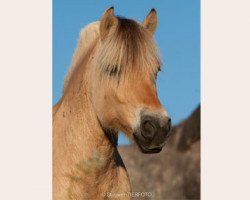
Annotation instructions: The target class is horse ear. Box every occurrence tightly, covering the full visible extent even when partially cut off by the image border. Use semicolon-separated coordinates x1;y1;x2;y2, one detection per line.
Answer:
100;7;118;41
143;8;158;35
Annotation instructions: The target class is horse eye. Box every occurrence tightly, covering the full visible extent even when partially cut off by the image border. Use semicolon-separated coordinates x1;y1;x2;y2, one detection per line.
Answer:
105;65;120;76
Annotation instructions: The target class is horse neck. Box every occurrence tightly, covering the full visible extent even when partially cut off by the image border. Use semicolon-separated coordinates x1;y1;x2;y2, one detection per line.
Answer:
53;41;131;199
54;42;119;172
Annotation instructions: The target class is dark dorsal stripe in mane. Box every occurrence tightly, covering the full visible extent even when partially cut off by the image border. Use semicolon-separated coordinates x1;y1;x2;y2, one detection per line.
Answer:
97;17;161;78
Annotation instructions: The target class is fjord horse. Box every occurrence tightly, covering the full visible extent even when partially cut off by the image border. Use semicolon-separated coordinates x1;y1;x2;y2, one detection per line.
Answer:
53;7;171;200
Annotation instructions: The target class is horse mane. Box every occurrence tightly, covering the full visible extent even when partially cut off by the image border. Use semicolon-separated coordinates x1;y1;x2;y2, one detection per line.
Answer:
63;17;161;93
63;21;100;94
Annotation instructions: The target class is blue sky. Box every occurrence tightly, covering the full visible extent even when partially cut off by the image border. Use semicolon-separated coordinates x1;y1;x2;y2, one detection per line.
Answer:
53;0;200;145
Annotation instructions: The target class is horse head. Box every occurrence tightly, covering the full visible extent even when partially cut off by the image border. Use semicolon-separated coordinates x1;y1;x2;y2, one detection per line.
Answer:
90;7;171;153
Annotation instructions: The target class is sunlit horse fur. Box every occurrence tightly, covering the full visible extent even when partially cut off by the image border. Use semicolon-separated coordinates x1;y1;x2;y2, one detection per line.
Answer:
53;7;171;200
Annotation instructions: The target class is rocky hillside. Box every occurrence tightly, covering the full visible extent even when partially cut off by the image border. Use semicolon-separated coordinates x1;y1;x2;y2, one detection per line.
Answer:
118;106;200;200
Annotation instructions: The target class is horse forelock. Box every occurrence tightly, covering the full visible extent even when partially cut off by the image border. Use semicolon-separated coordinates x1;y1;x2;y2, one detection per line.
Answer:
97;17;161;79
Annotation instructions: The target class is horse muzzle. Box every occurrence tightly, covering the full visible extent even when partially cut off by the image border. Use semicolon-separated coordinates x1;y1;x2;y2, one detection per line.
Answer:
133;115;172;153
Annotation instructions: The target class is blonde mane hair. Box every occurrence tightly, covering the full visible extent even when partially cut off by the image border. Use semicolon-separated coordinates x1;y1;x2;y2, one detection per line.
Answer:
63;17;161;93
97;18;161;78
63;21;100;93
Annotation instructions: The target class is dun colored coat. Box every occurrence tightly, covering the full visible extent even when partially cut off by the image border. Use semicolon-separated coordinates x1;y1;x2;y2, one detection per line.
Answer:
53;7;171;200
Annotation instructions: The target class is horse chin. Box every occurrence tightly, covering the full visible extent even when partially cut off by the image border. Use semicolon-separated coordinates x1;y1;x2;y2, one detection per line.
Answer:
133;133;162;154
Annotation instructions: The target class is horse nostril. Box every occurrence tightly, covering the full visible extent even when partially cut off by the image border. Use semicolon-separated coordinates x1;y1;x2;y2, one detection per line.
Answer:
144;120;154;131
141;120;156;140
165;117;172;132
